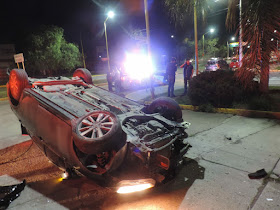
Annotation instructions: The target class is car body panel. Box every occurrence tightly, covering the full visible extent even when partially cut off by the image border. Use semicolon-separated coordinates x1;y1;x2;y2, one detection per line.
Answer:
229;58;239;70
205;58;230;71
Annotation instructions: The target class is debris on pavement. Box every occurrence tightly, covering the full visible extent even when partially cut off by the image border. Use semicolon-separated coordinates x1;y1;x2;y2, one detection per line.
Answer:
0;180;26;209
266;198;273;201
225;136;232;141
248;169;268;179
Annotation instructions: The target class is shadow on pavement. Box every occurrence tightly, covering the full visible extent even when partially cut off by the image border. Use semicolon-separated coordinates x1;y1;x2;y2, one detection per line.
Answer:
0;140;205;209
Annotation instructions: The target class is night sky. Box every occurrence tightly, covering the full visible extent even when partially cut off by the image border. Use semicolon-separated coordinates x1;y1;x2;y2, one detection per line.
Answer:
0;0;234;61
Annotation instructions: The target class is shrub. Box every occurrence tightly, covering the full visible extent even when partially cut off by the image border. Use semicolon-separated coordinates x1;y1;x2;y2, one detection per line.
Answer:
188;70;259;108
247;95;272;111
197;103;215;113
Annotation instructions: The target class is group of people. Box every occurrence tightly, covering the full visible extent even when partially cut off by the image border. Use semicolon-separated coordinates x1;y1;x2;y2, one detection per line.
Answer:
165;57;194;97
106;57;194;97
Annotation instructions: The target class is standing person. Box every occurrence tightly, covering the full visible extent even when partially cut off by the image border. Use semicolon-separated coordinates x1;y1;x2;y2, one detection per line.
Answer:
166;57;177;97
180;59;194;95
106;69;114;92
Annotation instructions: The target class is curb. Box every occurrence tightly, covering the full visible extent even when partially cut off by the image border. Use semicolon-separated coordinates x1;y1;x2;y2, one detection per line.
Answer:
179;104;280;120
0;97;8;101
92;74;106;77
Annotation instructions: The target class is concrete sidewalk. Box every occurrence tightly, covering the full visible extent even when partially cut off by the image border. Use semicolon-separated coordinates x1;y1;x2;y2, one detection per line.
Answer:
0;100;279;209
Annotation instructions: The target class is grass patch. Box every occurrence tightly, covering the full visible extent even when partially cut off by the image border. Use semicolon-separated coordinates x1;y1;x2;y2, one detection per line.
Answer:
0;86;7;98
232;91;280;112
269;86;280;90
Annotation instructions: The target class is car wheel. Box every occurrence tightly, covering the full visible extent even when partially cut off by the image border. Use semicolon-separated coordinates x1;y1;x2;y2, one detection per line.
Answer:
8;69;28;103
147;97;183;122
73;110;125;154
73;68;93;84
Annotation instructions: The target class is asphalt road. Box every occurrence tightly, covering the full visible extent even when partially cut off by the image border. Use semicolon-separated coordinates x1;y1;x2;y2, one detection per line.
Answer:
0;95;280;209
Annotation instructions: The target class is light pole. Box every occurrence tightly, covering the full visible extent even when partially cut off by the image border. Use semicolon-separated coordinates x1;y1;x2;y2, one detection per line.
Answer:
202;28;215;57
104;11;114;74
194;0;199;75
227;37;235;58
239;0;242;67
144;0;155;99
274;30;278;50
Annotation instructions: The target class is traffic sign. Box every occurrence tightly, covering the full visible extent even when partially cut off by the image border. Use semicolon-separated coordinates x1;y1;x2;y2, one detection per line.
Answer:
14;53;24;63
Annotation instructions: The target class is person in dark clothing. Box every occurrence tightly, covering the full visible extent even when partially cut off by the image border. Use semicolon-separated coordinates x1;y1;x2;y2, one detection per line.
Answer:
107;60;121;92
106;70;114;92
166;57;177;97
180;59;194;95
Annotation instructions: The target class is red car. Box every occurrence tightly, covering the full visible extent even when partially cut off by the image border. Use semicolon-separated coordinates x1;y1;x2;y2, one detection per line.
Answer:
7;68;191;193
229;58;239;70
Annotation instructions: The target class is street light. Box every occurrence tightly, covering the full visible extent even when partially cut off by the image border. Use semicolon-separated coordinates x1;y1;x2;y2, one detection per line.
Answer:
202;28;215;57
227;37;236;58
274;30;279;50
104;10;115;74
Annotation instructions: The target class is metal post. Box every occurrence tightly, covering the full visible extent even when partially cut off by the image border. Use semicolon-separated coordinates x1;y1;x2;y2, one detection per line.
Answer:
144;0;155;99
227;41;229;58
144;0;151;57
80;32;86;68
104;17;110;74
202;34;205;57
239;0;242;67
194;0;199;75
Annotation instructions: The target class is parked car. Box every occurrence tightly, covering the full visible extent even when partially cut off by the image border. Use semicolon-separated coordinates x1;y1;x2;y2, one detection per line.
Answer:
229;58;239;70
7;68;191;193
205;58;230;71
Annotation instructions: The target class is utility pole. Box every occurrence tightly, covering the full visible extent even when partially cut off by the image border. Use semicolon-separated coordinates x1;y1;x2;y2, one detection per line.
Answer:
80;32;86;68
194;0;199;75
104;17;110;74
144;0;155;99
227;41;229;58
239;0;242;67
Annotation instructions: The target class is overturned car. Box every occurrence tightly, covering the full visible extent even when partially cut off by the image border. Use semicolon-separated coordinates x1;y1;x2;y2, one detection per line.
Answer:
7;68;191;193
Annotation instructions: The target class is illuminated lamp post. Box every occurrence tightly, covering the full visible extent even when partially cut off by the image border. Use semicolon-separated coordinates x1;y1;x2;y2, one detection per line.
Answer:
104;11;115;74
227;36;236;58
202;28;215;57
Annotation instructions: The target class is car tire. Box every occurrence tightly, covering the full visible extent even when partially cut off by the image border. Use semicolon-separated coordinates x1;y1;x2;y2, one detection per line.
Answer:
73;68;93;84
8;69;28;103
147;97;183;122
73;110;125;154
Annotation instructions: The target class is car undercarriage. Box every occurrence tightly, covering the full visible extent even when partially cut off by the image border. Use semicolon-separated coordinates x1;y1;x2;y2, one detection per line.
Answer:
7;68;191;192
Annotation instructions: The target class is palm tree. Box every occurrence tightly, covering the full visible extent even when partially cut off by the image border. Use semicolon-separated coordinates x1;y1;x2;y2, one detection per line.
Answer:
227;0;280;93
165;0;280;93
